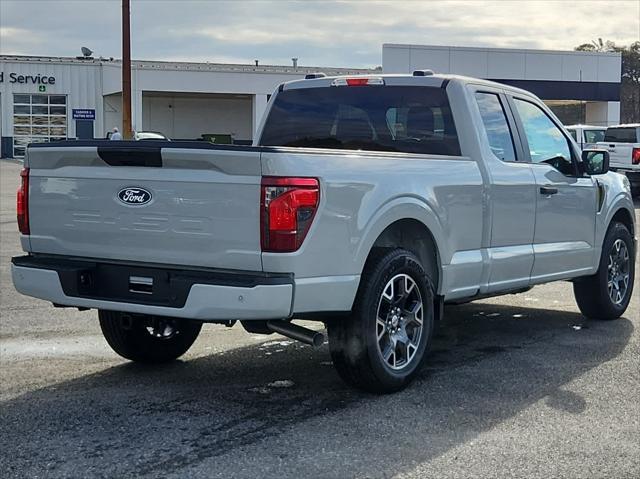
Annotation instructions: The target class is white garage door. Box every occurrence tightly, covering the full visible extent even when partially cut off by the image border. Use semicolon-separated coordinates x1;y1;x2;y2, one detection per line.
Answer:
142;93;253;141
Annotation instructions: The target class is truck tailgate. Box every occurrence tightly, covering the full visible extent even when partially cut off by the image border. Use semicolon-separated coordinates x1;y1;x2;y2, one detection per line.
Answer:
25;143;263;272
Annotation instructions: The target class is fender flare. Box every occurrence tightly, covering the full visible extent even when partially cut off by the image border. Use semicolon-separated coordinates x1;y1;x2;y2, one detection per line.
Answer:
354;196;448;282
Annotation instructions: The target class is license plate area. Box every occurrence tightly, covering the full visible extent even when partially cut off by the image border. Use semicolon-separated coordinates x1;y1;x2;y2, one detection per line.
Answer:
67;264;181;307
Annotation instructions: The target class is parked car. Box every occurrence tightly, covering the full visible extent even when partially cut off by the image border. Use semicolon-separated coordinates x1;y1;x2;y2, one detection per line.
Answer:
12;72;636;393
105;130;169;141
134;131;169;141
597;124;640;196
565;124;606;150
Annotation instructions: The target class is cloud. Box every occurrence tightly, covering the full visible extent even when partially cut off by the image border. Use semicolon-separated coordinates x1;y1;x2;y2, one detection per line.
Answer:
1;0;639;67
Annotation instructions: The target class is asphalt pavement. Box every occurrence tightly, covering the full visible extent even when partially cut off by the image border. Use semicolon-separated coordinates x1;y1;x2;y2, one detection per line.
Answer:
0;159;638;478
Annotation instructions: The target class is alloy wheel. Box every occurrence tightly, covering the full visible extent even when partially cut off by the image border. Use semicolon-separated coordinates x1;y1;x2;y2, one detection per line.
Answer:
607;238;630;305
376;274;424;370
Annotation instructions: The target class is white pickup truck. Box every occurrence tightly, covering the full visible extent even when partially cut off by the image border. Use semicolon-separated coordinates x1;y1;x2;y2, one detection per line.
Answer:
12;72;636;393
598;124;640;197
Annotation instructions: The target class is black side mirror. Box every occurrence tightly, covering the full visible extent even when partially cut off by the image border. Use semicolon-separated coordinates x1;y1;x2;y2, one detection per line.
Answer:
582;149;609;175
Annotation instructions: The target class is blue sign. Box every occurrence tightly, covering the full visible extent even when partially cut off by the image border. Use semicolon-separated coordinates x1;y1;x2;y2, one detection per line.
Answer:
72;109;95;120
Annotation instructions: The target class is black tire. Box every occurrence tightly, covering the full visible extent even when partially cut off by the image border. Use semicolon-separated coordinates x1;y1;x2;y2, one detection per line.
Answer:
573;222;635;320
328;248;435;393
98;310;202;363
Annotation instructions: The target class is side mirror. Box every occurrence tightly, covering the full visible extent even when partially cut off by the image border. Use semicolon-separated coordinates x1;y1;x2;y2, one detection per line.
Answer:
582;149;609;175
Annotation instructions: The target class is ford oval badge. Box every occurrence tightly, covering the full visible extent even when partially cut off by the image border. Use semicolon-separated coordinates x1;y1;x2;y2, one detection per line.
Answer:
117;187;152;206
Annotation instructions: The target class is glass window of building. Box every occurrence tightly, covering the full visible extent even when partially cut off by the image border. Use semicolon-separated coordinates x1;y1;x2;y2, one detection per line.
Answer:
12;94;67;158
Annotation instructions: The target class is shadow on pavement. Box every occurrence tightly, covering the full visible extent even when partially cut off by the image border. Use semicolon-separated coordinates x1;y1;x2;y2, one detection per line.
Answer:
0;302;634;478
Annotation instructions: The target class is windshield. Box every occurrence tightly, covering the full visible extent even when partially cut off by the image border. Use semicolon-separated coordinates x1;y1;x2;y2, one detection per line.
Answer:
260;85;461;156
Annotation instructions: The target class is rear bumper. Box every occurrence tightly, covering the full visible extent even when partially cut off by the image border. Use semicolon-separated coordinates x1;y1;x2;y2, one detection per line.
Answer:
11;255;294;321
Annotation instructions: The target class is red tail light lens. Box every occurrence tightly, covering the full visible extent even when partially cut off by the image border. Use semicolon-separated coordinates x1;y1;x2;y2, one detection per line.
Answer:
261;177;319;252
17;167;30;235
632;148;640;165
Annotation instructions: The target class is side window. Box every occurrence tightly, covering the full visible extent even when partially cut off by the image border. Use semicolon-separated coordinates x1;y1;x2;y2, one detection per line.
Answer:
513;98;574;176
567;129;577;141
475;92;516;162
584;129;605;144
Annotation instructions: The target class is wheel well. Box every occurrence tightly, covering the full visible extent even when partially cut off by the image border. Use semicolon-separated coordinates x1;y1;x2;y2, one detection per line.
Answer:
611;208;635;237
369;219;440;290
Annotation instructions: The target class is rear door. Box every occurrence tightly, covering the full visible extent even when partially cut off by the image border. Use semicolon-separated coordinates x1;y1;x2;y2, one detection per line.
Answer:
25;143;263;271
508;97;597;282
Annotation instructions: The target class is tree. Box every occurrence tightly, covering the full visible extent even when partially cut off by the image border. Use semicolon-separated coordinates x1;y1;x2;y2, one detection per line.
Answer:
575;40;640;123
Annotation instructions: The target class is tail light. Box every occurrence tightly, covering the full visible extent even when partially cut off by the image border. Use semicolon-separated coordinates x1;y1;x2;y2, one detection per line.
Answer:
632;148;640;165
261;177;319;252
17;167;30;235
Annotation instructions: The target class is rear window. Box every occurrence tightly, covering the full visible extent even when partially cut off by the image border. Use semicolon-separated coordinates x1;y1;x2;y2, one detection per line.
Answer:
604;127;638;143
259;86;461;156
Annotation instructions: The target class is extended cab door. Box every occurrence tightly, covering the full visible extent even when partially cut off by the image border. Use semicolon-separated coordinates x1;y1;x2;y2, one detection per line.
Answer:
471;86;537;293
508;96;597;282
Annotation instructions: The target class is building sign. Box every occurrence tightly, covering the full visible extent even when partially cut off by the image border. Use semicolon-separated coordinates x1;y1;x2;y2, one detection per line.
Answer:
72;109;96;120
0;72;56;85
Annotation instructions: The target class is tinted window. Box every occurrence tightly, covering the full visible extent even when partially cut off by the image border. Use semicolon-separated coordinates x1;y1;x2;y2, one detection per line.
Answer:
514;99;574;175
260;86;461;156
604;127;638;143
475;92;516;162
567;129;577;141
584;129;605;144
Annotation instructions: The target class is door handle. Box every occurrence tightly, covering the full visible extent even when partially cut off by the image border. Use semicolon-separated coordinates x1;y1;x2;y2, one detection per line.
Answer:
539;186;558;195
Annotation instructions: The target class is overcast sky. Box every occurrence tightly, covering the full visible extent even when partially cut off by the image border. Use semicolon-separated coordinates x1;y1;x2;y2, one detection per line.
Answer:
1;0;639;68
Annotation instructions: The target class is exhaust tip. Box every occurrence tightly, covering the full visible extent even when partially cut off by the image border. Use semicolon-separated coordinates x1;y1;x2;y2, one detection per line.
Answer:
266;320;325;348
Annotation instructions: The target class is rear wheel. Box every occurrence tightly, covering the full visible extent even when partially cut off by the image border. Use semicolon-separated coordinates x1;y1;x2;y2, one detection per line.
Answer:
328;248;435;393
98;310;202;363
573;222;635;320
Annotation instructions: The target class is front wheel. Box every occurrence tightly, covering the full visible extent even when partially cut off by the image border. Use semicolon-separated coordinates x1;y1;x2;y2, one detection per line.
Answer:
99;310;202;363
573;222;635;320
328;248;435;393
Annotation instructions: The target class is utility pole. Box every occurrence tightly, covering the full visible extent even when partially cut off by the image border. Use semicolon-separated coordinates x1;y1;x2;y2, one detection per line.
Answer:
122;0;132;139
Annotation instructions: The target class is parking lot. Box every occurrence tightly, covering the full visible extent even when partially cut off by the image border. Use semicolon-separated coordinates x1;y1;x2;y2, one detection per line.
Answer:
0;158;638;478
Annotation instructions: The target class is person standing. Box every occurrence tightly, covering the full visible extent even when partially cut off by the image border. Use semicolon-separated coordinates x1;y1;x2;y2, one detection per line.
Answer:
110;127;122;140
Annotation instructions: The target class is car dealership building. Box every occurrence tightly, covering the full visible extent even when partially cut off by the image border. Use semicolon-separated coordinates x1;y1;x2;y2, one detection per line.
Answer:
0;43;622;159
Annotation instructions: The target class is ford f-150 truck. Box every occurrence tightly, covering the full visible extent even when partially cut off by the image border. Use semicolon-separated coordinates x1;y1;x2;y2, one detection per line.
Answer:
12;72;636;393
598;124;640;197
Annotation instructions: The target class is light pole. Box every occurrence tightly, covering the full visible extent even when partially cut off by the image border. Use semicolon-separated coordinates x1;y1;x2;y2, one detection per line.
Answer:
122;0;132;139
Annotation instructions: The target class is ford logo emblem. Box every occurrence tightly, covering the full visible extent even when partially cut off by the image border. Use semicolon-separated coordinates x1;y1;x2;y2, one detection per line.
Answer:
117;187;152;206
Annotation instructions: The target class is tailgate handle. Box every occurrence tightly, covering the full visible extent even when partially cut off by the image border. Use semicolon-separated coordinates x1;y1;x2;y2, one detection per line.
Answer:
129;276;153;294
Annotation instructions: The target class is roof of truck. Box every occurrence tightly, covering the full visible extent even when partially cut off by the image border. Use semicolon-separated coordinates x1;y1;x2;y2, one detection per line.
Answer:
284;72;537;97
